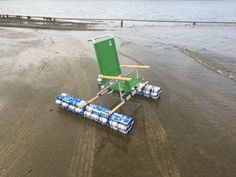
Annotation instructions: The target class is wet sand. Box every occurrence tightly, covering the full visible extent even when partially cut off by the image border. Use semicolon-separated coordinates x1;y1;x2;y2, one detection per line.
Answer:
0;27;236;177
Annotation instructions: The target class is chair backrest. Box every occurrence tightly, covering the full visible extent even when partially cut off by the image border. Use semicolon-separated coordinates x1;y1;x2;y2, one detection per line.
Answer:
94;38;121;76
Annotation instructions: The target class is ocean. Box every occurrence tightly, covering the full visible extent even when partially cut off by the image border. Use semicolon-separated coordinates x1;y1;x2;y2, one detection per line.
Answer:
1;0;236;80
0;0;236;21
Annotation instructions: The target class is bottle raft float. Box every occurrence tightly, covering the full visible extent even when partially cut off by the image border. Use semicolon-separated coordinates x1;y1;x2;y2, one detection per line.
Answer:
56;34;161;134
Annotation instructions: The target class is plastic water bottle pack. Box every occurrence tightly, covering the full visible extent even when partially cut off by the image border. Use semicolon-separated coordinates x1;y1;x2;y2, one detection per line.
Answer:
136;83;162;99
56;93;134;134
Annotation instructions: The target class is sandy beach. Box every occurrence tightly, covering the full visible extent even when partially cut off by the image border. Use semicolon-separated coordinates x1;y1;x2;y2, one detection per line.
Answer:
0;26;236;177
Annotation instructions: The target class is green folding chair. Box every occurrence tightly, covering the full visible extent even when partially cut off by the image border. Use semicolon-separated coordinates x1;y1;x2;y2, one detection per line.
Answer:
89;34;151;109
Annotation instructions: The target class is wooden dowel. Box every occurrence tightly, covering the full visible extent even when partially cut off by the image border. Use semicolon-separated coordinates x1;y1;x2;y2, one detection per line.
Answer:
120;65;150;69
98;75;132;81
97;88;108;95
109;101;125;115
86;88;109;105
80;93;103;108
87;95;100;104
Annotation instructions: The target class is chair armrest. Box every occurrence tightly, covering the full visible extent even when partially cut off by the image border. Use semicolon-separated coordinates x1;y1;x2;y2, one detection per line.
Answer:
120;65;150;69
98;75;132;81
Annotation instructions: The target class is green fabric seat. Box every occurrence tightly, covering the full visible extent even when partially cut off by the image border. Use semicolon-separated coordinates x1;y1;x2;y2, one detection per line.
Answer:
94;37;142;93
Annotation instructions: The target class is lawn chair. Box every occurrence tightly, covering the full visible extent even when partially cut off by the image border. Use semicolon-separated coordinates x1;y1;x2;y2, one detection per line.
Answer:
56;34;161;134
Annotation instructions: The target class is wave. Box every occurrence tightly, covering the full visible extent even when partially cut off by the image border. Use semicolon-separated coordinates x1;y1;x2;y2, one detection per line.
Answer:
119;38;236;82
181;48;236;82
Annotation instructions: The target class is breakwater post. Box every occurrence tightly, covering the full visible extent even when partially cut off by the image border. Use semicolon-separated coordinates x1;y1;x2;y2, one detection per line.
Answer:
121;19;124;28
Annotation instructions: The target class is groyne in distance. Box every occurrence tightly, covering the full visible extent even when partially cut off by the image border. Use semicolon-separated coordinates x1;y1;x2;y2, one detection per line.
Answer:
0;14;236;30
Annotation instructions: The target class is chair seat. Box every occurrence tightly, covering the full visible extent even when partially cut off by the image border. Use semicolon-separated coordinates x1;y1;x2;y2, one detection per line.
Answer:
110;77;142;93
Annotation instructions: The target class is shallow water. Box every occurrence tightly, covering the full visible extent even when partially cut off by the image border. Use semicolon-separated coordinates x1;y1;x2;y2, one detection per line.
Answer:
117;24;236;81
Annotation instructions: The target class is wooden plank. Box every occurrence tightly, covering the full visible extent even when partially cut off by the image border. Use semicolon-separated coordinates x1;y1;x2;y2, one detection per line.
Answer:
120;65;150;69
98;75;132;81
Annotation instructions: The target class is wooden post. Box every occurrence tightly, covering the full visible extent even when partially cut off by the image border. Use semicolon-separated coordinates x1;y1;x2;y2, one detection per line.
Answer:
121;19;123;28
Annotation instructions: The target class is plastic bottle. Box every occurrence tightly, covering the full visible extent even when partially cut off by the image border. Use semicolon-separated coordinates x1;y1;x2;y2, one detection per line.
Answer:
61;102;68;108
55;99;62;105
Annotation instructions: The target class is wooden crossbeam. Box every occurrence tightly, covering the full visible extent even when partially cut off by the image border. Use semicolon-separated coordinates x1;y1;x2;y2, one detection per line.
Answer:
80;89;109;108
87;95;100;104
120;65;150;69
109;101;125;115
98;75;132;81
108;81;149;115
